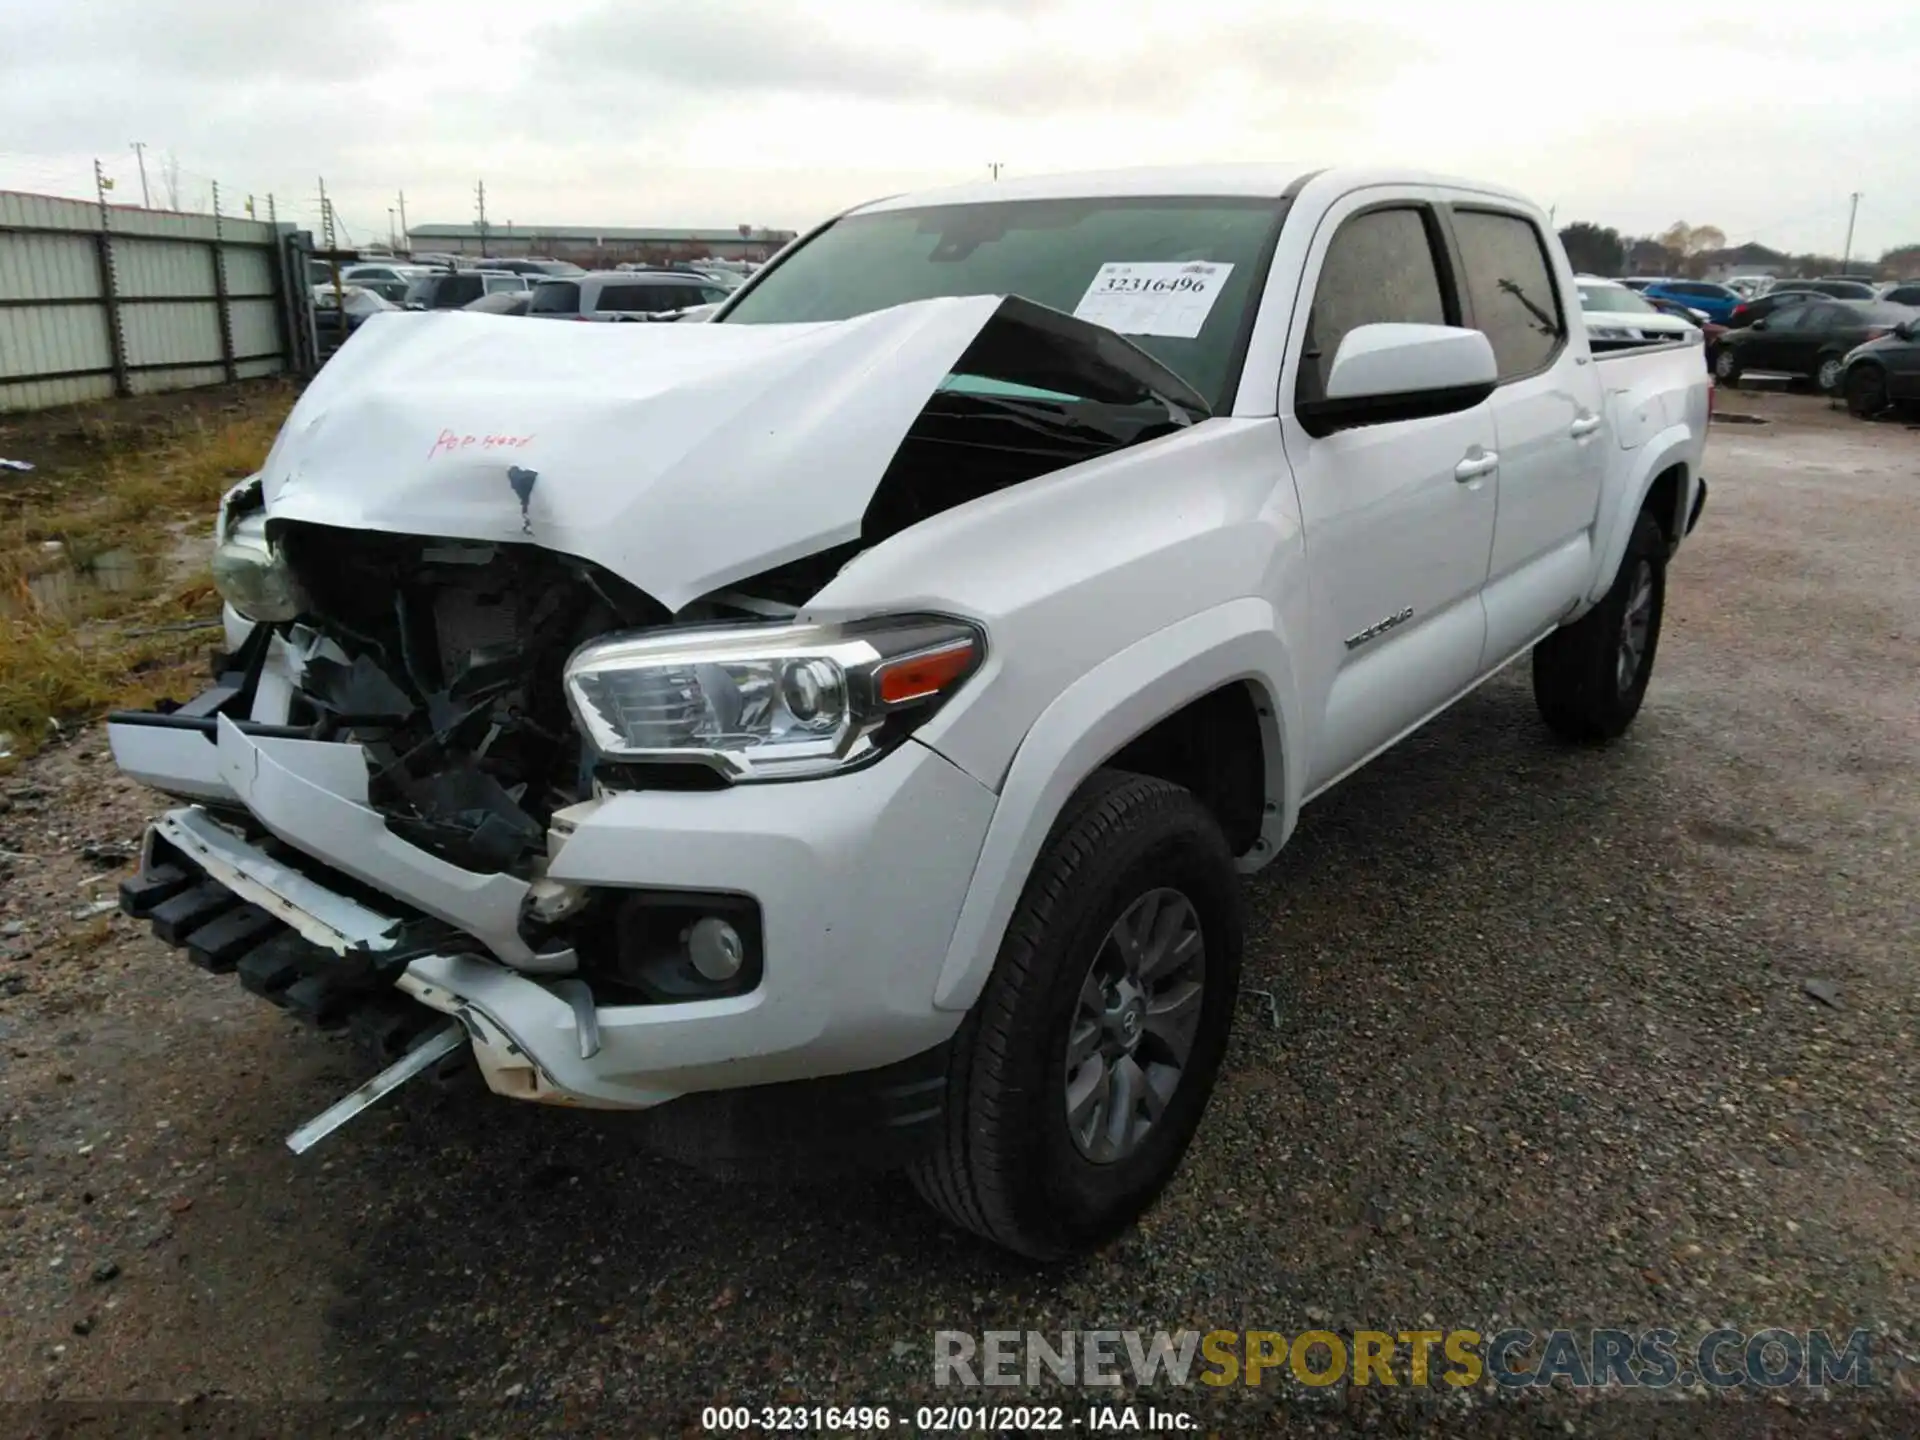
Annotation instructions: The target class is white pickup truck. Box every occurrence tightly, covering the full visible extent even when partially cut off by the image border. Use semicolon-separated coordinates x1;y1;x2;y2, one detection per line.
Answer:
109;165;1708;1259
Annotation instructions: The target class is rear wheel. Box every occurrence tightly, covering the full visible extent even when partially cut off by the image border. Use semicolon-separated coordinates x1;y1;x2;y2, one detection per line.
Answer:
910;770;1243;1259
1713;346;1741;386
1845;363;1888;418
1816;352;1846;394
1533;511;1667;743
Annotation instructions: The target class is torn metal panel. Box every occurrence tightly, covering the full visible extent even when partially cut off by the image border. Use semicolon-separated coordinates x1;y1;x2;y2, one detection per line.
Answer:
155;806;402;955
285;1022;466;1154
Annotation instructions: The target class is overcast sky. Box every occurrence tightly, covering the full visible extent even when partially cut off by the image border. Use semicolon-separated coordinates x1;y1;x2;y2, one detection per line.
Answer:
4;0;1918;258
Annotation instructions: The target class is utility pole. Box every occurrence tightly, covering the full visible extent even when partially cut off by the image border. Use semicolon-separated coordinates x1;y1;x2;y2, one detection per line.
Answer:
475;179;489;257
1548;204;1557;227
1841;191;1861;273
988;162;1004;181
396;189;409;250
129;142;151;208
318;176;342;297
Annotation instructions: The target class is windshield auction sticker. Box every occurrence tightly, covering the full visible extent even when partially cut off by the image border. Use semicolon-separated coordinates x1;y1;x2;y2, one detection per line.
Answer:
1072;261;1234;338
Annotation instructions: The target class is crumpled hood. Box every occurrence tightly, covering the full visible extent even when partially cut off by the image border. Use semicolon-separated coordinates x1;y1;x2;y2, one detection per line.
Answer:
260;295;1209;612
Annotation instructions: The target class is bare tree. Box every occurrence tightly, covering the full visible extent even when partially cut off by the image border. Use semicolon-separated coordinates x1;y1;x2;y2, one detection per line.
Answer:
160;151;182;210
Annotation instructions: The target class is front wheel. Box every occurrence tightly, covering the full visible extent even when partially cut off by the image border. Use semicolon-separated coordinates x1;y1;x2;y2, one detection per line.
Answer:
1533;511;1667;743
1712;346;1741;386
909;770;1243;1259
1816;352;1846;394
1845;363;1888;418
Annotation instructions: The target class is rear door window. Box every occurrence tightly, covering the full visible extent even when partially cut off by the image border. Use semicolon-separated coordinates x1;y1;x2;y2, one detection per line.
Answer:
528;281;581;315
1451;209;1565;379
595;283;698;313
444;275;484;306
1297;206;1449;404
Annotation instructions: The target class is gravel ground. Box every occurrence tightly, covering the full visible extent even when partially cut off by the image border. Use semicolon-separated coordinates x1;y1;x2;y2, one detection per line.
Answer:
0;390;1914;1436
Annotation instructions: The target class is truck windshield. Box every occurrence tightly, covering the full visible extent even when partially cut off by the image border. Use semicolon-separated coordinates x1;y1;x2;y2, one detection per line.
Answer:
719;196;1288;410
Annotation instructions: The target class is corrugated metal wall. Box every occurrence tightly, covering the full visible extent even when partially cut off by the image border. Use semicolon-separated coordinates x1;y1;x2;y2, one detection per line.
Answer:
0;189;295;413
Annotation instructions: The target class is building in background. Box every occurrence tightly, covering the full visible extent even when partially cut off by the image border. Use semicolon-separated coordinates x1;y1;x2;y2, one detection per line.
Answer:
404;223;796;267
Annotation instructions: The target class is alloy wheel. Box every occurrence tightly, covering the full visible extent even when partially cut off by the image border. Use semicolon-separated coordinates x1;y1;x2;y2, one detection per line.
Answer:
1063;887;1206;1164
1617;559;1655;692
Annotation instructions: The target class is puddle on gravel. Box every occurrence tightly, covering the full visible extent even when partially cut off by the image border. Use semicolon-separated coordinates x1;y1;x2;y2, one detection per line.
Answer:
1712;412;1769;425
3;546;150;619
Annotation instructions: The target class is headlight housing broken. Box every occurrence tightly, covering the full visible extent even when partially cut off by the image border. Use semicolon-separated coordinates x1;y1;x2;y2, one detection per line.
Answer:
563;616;984;781
209;509;307;623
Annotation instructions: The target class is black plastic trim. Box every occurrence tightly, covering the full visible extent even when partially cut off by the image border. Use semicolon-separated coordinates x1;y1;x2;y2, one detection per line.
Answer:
631;1037;957;1180
1297;379;1498;438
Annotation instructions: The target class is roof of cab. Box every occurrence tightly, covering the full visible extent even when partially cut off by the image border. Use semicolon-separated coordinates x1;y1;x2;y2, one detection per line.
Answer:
851;164;1538;214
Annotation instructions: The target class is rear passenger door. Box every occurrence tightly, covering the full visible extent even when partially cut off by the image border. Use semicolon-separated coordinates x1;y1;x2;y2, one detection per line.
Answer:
1279;190;1499;793
1445;204;1605;667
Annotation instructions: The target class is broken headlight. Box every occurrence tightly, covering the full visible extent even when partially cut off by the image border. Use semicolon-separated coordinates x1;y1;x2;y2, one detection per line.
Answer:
564;616;983;781
210;509;306;623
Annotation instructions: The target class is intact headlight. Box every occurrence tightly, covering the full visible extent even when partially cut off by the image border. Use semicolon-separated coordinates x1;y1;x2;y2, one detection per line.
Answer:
209;509;306;623
564;616;984;781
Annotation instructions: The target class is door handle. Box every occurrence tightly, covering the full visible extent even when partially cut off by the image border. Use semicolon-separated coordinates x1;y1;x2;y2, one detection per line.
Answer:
1454;451;1499;482
1569;414;1602;438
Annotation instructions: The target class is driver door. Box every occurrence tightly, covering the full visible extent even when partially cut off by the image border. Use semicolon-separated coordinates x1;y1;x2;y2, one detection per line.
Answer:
1278;190;1498;793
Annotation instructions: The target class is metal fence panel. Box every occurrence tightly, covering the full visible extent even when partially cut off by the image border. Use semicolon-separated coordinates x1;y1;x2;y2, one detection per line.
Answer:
0;187;299;414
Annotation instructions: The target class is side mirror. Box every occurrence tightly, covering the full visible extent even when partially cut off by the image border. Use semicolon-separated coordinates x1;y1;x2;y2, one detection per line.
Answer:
1895;321;1916;342
1297;323;1498;436
1751;318;1769;331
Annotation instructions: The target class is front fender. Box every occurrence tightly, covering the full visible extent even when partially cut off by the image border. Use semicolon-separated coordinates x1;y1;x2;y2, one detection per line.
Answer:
1582;424;1697;612
930;597;1300;1013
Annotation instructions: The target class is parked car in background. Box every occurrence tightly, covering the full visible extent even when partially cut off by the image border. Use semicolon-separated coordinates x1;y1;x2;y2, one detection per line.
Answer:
680;265;746;292
1641;280;1741;323
1836;313;1920;416
1784;278;1878;300
1643;295;1710;324
1576;277;1701;345
1620;277;1671;291
312;285;398;345
402;270;532;310
1713;299;1915;391
526;270;733;320
475;258;588;278
1724;288;1822;329
462;291;535;316
343;262;427;285
1877;282;1920;307
338;264;429;305
1723;275;1775;299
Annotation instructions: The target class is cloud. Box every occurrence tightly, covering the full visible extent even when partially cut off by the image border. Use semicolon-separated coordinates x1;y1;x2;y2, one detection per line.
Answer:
528;1;1426;118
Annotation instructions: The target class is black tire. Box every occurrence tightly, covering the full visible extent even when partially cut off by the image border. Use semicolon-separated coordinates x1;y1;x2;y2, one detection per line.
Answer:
1845;363;1889;418
1712;346;1741;387
1532;511;1667;743
1815;351;1847;394
909;770;1243;1260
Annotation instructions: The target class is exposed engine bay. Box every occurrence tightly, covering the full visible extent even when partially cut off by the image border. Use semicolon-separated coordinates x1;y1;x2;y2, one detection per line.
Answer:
264;522;667;875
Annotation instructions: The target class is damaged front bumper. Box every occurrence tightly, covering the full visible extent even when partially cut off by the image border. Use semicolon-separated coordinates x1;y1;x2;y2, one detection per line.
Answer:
113;701;998;1122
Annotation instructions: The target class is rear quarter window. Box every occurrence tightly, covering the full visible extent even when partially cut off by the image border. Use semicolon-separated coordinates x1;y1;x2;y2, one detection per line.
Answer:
1451;209;1565;379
